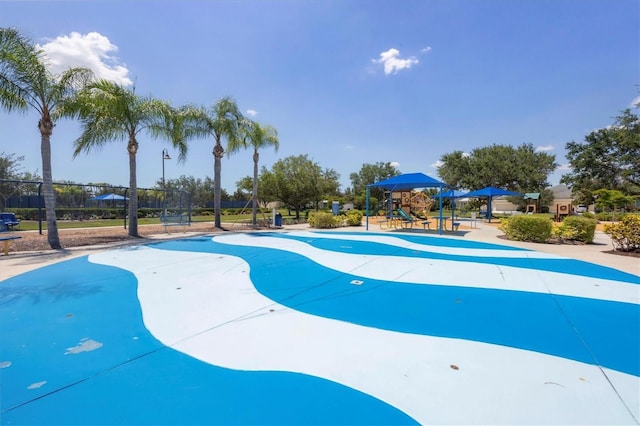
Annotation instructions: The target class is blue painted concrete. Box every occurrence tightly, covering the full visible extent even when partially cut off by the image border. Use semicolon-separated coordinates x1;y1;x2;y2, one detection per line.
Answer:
1;257;415;425
1;231;638;424
157;234;639;375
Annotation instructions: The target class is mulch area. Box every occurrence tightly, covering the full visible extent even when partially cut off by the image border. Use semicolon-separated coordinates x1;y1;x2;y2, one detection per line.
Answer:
4;222;222;253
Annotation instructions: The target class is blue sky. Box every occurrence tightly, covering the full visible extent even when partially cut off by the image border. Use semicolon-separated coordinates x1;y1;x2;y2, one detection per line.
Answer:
1;0;638;193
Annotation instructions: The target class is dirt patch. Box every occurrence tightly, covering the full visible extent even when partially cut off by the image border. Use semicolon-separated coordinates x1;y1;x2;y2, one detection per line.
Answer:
603;249;640;258
496;235;639;258
5;222;222;253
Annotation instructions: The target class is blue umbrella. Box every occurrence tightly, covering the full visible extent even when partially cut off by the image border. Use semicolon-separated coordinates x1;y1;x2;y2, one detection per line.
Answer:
91;193;128;201
464;187;521;223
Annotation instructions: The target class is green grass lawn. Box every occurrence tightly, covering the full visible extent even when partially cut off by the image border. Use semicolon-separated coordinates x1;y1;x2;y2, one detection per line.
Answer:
12;212;295;231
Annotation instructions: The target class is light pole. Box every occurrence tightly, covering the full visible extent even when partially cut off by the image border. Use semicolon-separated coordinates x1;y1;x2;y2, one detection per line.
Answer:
162;149;171;215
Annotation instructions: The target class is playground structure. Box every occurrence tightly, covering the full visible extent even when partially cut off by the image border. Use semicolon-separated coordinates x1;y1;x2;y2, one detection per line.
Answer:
524;192;540;214
390;191;435;218
555;202;573;222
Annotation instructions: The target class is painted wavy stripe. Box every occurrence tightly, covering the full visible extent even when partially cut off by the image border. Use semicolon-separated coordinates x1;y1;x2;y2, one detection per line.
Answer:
89;246;639;425
269;231;640;284
155;237;639;377
212;233;639;304
0;257;412;425
287;230;547;256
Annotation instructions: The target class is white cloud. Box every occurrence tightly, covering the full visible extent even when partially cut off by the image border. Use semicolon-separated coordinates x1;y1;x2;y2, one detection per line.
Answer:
344;144;355;151
535;145;554;152
246;109;257;117
372;48;419;75
38;32;132;86
421;46;432;54
431;160;444;168
390;161;400;168
631;95;640;108
556;163;571;171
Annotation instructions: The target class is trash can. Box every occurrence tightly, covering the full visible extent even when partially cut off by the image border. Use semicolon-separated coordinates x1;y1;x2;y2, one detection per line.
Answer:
332;201;340;215
274;212;282;227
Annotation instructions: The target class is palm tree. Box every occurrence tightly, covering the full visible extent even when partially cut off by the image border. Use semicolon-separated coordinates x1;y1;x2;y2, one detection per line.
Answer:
0;28;93;249
181;97;243;229
0;29;27;113
230;119;279;225
59;79;187;237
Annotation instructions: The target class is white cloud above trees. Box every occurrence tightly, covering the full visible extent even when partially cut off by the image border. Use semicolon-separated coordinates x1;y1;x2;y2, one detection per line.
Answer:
372;48;419;75
535;145;554;152
38;32;132;86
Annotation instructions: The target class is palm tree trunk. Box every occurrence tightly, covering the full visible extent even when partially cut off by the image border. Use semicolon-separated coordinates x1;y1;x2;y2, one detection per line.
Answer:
128;138;139;237
39;116;61;249
213;142;224;229
252;150;259;225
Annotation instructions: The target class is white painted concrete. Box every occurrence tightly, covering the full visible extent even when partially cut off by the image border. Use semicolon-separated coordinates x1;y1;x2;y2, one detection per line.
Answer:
89;246;639;425
214;233;639;304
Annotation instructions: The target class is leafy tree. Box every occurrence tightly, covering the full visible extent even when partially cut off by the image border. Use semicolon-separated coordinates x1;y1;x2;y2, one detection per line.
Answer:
54;181;91;207
159;175;215;208
436;151;470;189
0;152;40;210
59;79;187;237
0;28;93;248
235;176;253;199
561;108;640;199
349;162;400;205
237;174;277;208
260;155;339;219
592;189;635;215
229;119;279;225
181;97;243;228
437;143;557;192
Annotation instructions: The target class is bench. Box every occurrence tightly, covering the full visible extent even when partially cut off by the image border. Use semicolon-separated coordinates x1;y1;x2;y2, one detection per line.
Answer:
422;218;460;231
0;212;20;231
0;235;22;255
160;214;190;234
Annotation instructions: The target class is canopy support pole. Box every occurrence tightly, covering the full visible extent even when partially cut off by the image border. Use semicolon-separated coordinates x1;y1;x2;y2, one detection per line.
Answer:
365;186;370;230
438;186;443;235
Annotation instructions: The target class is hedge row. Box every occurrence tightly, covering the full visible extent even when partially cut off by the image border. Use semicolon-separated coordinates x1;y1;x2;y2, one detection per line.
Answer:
308;210;364;229
604;214;640;252
499;214;597;244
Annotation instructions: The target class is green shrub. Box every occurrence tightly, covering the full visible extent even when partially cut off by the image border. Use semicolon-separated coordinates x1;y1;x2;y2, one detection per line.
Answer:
345;210;363;226
581;211;596;219
308;211;342;228
596;212;613;221
499;214;553;243
603;214;640;252
554;216;597;243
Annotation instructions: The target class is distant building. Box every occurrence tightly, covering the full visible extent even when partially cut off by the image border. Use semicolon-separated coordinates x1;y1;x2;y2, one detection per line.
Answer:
484;184;591;215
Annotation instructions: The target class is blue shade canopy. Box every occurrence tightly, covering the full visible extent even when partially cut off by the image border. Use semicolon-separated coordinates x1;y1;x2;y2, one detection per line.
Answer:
464;186;521;223
437;189;468;198
368;173;444;191
465;187;520;198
